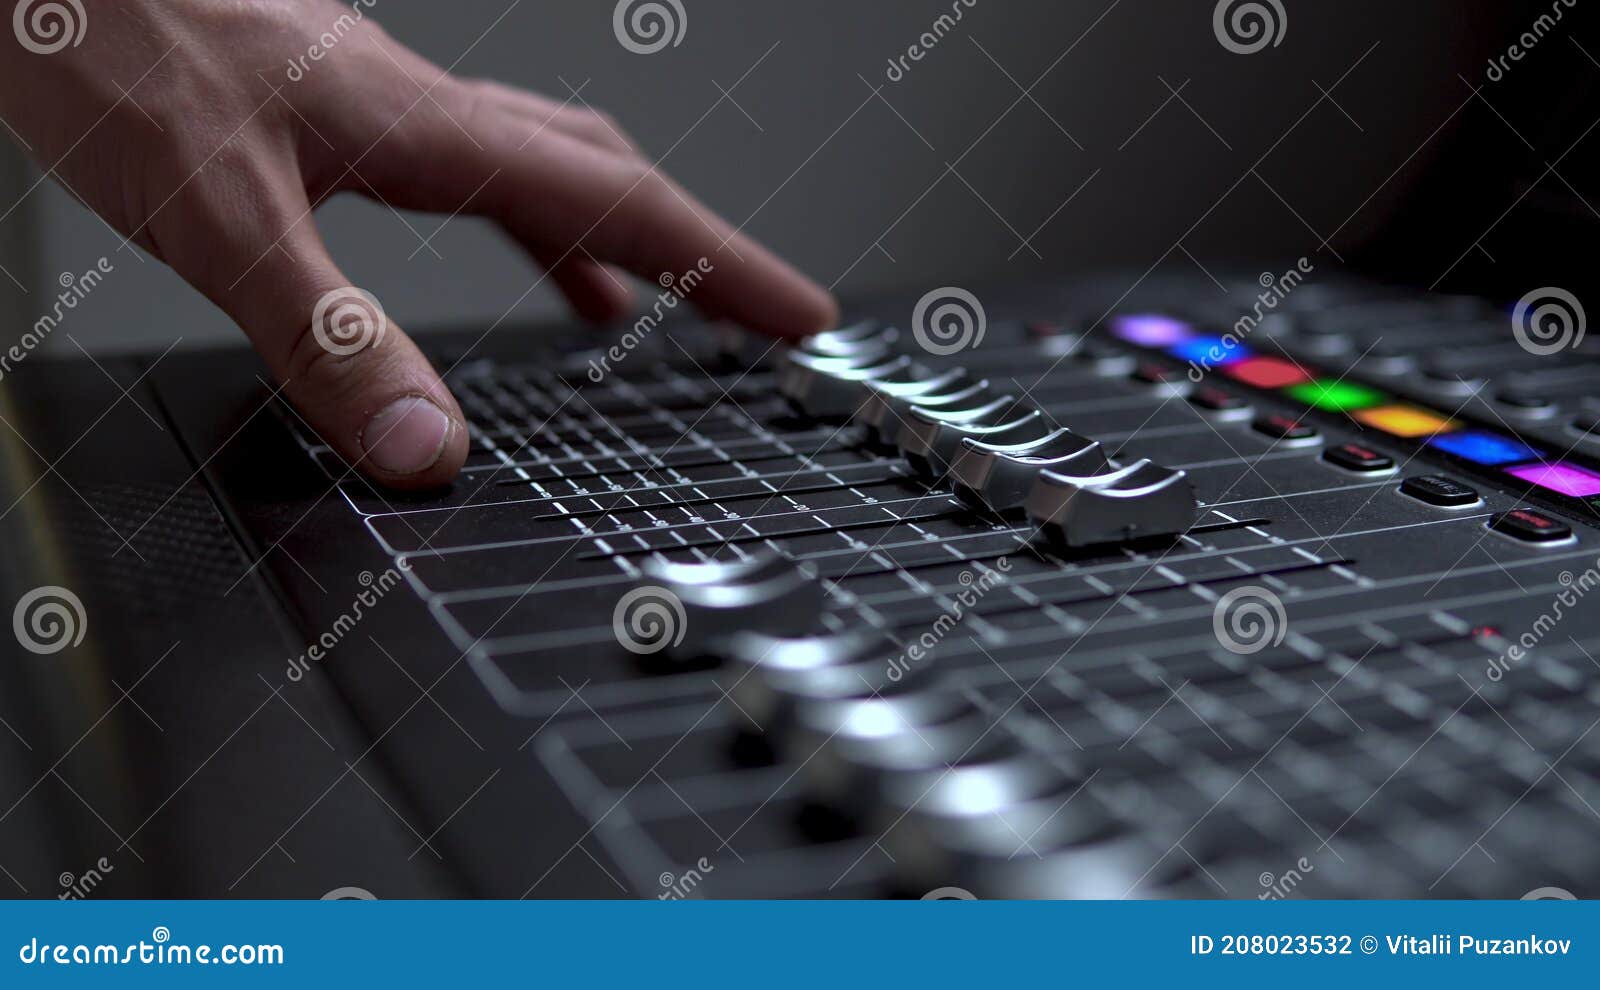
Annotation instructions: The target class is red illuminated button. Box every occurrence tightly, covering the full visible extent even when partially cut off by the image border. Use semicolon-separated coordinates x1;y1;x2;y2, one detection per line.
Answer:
1489;508;1574;544
1223;356;1313;390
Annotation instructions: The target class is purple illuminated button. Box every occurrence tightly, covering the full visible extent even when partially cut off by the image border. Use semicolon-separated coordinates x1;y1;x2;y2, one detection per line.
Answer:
1506;462;1600;498
1110;315;1193;348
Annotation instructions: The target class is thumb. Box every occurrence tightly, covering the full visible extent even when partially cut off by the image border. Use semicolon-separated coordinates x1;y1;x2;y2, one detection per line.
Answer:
161;175;468;489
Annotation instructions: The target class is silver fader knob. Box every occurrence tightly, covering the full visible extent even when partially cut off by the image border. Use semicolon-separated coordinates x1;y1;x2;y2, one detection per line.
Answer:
878;754;1148;898
897;399;1048;481
796;696;1018;822
801;321;899;358
780;350;915;420
949;430;1107;515
722;631;896;735
635;550;825;660
854;368;972;443
640;550;796;589
861;377;990;449
801;321;897;357
1023;460;1197;549
725;638;942;760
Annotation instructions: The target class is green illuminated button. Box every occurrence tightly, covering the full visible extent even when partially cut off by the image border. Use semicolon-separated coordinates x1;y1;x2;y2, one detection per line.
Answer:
1284;378;1387;412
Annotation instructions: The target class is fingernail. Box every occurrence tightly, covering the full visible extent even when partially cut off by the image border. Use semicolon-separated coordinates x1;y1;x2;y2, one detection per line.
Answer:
361;396;450;475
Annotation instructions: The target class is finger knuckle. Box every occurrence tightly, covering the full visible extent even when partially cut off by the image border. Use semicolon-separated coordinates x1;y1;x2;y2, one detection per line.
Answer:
282;314;390;400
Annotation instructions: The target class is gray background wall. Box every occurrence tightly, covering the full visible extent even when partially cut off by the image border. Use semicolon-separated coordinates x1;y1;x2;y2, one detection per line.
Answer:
0;0;1503;355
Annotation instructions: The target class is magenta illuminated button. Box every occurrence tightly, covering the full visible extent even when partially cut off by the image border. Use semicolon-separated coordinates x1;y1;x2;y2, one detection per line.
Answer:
1110;315;1193;347
1506;462;1600;498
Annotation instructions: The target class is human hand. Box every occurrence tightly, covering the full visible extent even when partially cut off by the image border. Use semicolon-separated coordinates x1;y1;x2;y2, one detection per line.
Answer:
0;0;836;487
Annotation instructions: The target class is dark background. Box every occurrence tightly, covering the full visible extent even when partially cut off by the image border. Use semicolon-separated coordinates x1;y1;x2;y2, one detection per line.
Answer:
0;1;1577;354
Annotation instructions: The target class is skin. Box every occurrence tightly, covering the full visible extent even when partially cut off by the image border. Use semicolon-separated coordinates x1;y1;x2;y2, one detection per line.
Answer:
0;0;837;488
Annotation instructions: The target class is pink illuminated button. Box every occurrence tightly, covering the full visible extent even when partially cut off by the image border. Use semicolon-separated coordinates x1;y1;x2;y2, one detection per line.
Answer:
1506;462;1600;498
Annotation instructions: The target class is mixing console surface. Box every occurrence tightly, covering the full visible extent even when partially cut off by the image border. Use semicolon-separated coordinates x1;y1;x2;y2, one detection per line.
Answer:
289;272;1600;898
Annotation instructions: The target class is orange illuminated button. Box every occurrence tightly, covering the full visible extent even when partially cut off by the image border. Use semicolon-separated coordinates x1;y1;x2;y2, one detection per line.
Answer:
1352;404;1458;438
1221;356;1312;390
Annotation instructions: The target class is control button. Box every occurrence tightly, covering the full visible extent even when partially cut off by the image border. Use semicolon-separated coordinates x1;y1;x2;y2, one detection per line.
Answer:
1130;363;1190;395
1421;366;1486;395
1428;429;1544;467
1284;378;1387;413
1570;410;1600;440
1295;327;1354;356
1400;475;1481;508
1074;340;1138;376
1505;461;1600;498
1495;390;1555;414
1189;387;1251;416
1252;413;1320;445
949;430;1107;514
1109;314;1193;348
1322;442;1395;474
1025;460;1197;548
1223;356;1313;390
1352;404;1458;439
1168;336;1252;368
1359;344;1415;376
1488;508;1575;545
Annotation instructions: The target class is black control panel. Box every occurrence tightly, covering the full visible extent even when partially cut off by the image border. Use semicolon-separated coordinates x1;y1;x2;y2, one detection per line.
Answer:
281;272;1600;899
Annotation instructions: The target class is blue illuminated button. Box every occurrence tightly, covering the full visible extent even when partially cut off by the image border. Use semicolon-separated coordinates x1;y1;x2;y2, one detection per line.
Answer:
1168;336;1252;368
1427;430;1543;466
